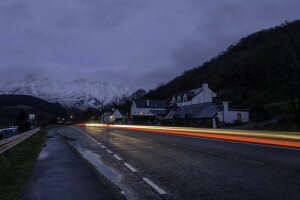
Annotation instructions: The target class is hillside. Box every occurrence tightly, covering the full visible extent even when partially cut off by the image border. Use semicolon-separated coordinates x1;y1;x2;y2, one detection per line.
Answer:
146;20;300;114
0;95;66;126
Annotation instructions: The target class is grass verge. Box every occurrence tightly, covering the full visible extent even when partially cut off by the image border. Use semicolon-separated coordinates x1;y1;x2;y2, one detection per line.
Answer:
0;129;47;200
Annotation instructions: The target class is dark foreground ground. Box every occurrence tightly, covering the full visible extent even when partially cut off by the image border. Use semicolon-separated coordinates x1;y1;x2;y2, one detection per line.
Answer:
61;125;300;200
20;129;115;200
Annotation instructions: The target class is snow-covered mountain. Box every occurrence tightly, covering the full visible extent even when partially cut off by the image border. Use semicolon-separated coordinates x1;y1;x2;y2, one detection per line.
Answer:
0;73;135;109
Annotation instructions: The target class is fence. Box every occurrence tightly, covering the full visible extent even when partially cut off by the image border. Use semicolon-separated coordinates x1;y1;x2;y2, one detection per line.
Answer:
0;128;40;154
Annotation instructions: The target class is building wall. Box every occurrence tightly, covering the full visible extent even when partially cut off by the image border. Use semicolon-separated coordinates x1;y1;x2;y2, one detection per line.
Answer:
177;101;193;106
220;102;249;123
131;102;165;118
101;112;112;123
227;110;249;123
177;83;217;107
112;109;124;119
191;84;216;105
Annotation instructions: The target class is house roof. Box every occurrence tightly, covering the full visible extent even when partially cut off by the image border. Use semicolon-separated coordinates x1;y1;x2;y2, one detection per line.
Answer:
134;99;167;109
172;87;203;100
164;102;223;120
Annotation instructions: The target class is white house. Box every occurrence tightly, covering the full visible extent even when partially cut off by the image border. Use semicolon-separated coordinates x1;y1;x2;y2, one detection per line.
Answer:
131;99;167;120
171;83;217;107
164;102;223;128
165;101;249;128
111;109;127;122
165;83;249;128
217;102;249;124
100;112;111;123
100;109;127;123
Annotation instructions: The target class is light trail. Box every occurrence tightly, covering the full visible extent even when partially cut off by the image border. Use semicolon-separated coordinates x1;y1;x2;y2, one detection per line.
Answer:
76;123;300;148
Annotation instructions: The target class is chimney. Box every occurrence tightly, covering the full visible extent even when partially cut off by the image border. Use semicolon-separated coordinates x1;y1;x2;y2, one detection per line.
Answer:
202;83;208;89
147;100;149;107
223;102;228;112
223;101;228;123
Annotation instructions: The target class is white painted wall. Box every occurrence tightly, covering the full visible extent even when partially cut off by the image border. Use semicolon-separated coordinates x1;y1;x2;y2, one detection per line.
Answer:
131;102;165;118
112;109;125;119
177;101;193;106
101;112;112;123
221;102;249;123
213;117;217;128
191;84;216;105
177;83;217;107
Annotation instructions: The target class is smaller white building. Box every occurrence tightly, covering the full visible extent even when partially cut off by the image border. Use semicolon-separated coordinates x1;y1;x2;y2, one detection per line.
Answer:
111;109;127;122
131;99;167;120
100;109;127;123
217;102;249;124
100;112;112;123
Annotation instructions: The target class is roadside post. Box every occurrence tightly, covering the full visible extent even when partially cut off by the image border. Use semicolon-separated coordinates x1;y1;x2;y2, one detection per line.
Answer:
29;114;35;129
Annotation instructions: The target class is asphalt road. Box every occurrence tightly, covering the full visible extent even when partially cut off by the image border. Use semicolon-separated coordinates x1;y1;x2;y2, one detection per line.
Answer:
71;126;300;200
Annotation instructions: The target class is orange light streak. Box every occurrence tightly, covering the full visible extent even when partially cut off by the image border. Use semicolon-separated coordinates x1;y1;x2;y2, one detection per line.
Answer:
76;124;300;148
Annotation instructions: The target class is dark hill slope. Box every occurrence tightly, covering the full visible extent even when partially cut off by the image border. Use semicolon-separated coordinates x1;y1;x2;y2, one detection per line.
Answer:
146;20;300;111
0;95;66;126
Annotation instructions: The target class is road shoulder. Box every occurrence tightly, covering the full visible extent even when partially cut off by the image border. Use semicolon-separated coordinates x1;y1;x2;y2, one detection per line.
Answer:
20;128;117;200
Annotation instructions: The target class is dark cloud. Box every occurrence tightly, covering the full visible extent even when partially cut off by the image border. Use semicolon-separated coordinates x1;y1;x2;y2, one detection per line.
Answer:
0;0;300;89
0;2;29;24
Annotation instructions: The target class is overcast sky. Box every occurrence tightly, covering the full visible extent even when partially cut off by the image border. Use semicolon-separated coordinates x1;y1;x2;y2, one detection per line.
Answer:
0;0;299;89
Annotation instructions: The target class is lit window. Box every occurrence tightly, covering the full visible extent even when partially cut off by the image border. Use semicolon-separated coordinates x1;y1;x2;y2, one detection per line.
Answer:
237;114;241;121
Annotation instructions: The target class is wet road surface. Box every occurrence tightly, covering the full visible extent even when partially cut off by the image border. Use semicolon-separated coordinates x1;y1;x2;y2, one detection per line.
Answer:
20;129;115;200
67;125;300;200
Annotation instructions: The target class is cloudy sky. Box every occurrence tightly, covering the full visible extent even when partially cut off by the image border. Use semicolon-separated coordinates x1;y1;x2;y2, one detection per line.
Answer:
0;0;299;89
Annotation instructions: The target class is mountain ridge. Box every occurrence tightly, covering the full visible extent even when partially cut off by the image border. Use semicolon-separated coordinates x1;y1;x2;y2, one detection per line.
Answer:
0;73;135;109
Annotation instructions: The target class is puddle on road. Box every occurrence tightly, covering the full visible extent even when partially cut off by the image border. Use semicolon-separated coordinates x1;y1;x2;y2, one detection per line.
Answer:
38;150;48;160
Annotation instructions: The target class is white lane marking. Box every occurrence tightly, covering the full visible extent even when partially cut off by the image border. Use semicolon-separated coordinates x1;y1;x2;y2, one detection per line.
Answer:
124;163;137;172
113;154;122;161
73;127;100;144
106;149;113;154
98;142;102;145
142;178;166;195
101;145;107;149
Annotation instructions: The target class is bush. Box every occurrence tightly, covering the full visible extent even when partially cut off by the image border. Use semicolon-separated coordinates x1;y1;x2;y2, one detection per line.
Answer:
175;117;184;126
160;119;171;126
18;121;31;132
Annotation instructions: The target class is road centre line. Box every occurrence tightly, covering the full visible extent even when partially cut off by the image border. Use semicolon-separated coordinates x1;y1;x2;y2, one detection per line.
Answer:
142;177;166;195
113;154;122;161
124;163;137;172
106;149;113;154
